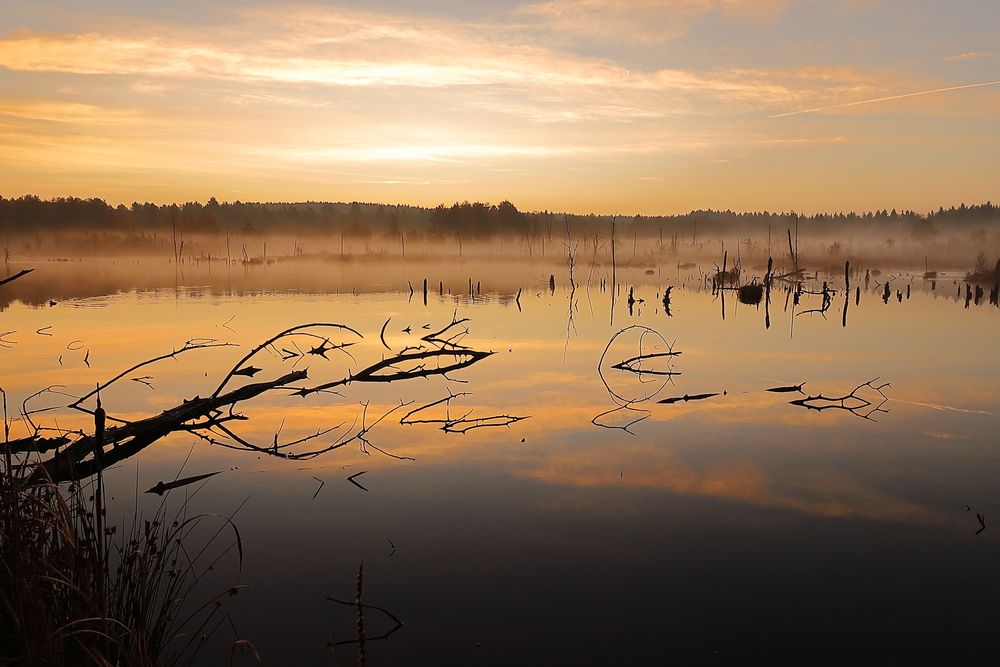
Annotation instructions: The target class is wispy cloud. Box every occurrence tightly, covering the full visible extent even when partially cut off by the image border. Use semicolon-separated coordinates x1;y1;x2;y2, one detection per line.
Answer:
0;3;879;110
0;2;997;210
130;81;172;96
0;4;879;170
945;51;996;62
0;17;831;107
513;0;789;44
0;99;145;125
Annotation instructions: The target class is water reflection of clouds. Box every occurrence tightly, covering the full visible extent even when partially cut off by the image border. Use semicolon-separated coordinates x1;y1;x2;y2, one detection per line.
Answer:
112;397;950;525
2;279;997;528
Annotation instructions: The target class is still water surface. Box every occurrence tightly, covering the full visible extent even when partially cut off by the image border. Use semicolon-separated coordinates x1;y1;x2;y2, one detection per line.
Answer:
3;258;999;664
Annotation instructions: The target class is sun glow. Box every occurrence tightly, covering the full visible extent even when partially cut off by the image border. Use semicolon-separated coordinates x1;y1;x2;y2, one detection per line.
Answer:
0;1;998;211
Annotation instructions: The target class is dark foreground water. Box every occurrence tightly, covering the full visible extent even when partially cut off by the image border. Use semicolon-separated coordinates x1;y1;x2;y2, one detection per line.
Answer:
2;257;999;664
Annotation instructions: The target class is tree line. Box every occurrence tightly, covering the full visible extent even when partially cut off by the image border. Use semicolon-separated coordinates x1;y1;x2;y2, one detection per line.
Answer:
1;195;998;241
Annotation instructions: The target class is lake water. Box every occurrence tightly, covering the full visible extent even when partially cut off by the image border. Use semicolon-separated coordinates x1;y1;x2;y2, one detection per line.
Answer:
2;257;999;664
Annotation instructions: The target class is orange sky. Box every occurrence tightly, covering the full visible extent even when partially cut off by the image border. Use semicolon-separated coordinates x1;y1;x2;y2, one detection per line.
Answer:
1;0;998;213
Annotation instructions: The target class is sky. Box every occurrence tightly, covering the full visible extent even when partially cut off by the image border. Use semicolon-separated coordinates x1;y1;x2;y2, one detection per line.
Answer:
0;0;998;214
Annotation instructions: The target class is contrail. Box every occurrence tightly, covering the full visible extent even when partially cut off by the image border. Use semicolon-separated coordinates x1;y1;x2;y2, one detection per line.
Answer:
771;80;1000;118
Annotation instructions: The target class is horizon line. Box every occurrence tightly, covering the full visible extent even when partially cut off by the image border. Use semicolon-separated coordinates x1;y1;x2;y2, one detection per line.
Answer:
3;193;998;220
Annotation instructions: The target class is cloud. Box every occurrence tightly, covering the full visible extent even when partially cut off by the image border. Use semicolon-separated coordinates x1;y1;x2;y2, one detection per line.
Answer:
0;11;872;126
0;2;995;209
0;99;145;125
513;0;789;44
0;8;857;182
0;27;653;89
945;51;996;62
513;441;941;523
130;81;172;96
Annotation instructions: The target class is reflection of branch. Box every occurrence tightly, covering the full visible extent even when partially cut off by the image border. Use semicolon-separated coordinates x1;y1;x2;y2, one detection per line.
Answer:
21;384;77;433
797;282;834;317
191;400;414;462
611;350;683;376
420;312;471;350
400;391;529;434
563;230;579;352
211;323;360;398
591;403;650;435
600;327;680;397
69;338;236;417
327;566;403;648
594;326;677;434
788;378;891;421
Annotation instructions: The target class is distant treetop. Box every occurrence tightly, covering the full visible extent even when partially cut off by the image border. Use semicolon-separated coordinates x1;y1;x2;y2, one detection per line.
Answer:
0;195;997;238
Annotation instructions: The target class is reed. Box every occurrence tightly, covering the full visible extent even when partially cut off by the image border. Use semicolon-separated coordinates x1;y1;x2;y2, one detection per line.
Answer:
0;390;245;666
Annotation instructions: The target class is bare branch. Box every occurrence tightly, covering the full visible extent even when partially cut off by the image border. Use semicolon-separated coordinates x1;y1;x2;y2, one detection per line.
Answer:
69;339;236;414
210;323;361;398
0;268;33;287
400;392;529;434
16;317;498;483
787;378;891;421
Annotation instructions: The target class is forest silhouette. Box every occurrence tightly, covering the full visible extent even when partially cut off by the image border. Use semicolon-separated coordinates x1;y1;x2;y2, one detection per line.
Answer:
3;195;998;240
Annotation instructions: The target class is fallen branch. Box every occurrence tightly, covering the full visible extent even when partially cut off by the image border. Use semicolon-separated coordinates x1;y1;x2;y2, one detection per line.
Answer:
12;318;498;483
0;268;33;287
788;378;891;421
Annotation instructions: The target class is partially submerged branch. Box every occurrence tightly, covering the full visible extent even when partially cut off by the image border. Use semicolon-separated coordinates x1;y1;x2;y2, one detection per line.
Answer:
0;268;33;288
34;369;308;483
787;378;891;421
595;325;679;433
12;315;498;483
